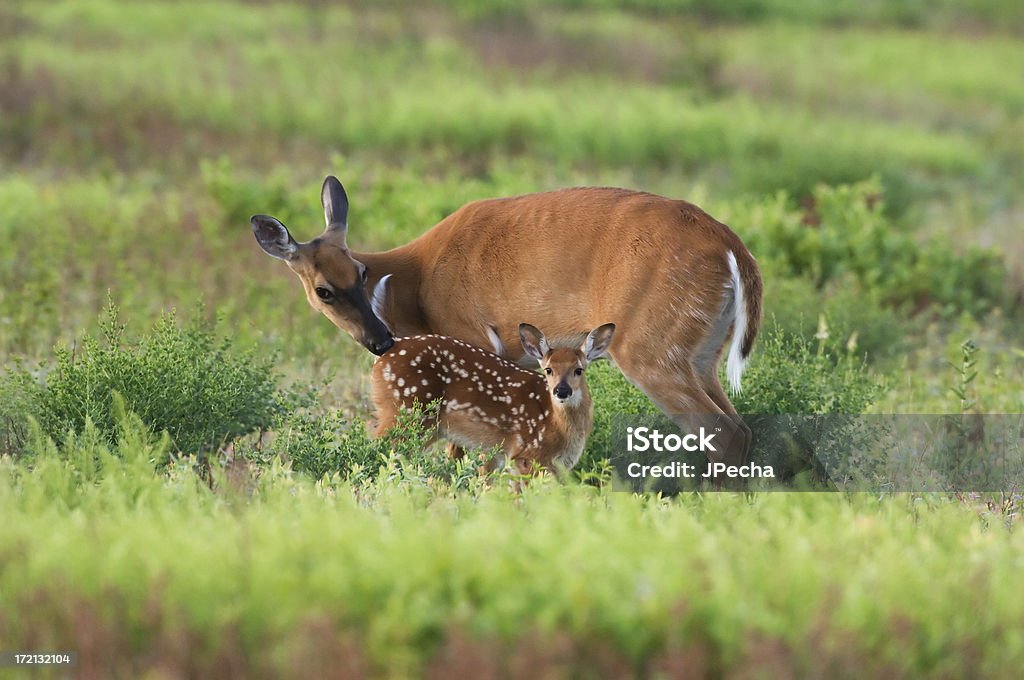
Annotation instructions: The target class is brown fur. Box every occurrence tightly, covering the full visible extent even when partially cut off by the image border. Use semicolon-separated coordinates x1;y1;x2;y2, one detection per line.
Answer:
255;182;763;470
371;334;600;474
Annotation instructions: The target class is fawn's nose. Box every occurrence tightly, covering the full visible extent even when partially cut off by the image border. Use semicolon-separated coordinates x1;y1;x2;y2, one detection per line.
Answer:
553;383;572;400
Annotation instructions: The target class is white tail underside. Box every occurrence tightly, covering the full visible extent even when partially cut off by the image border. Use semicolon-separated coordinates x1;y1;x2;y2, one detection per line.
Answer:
725;250;747;394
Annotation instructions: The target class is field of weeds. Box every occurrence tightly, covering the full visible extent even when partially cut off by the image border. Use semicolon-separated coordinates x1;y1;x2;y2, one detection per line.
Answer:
1;1;1022;677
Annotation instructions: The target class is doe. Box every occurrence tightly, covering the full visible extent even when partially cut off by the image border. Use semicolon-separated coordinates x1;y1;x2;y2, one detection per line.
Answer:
370;323;616;475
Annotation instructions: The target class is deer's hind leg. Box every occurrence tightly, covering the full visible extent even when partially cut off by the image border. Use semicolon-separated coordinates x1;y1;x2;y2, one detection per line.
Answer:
696;368;752;465
368;390;398;438
614;352;750;479
369;388;441;444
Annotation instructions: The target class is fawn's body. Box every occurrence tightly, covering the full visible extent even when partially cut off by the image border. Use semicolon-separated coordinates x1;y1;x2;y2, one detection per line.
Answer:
371;325;614;474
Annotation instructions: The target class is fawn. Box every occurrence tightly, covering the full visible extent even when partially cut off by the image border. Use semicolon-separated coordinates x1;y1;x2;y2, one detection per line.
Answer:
370;323;616;475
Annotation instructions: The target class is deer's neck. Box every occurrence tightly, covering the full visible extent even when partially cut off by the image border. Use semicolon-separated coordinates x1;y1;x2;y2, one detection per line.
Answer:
355;246;428;336
546;389;594;467
554;390;593;432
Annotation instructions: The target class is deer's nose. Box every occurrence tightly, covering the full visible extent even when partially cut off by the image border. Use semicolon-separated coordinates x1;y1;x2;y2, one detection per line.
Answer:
369;336;395;356
553;383;572;400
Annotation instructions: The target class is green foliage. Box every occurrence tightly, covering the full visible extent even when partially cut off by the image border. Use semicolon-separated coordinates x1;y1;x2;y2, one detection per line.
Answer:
449;0;1024;32
950;339;980;415
200;157;305;228
731;326;879;415
874;315;1024;414
580;361;659;471
264;400;470;486
0;361;39;458
8;303;292;457
257;409;375;481
733;179;1009;316
1;1;1023;674
3;444;1024;677
17;394;175;508
932;340;1015;489
728;327;882;484
763;275;912;364
5;0;1011;207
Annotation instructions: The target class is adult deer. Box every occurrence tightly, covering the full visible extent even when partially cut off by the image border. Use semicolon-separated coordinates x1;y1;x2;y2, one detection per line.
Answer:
251;177;762;468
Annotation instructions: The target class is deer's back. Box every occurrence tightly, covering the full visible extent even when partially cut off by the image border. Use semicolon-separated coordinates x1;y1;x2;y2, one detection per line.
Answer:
408;188;749;351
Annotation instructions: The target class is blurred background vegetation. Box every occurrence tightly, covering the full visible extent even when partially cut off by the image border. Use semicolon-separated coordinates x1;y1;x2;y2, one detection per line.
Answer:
1;2;1024;676
1;0;1020;430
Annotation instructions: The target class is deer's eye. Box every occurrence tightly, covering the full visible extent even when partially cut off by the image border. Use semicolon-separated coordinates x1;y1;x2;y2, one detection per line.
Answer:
315;287;334;302
544;367;553;375
574;368;583;376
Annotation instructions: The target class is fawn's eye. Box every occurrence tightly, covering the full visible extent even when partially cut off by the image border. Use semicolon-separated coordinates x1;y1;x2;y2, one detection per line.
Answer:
574;368;583;376
315;287;334;302
544;367;553;375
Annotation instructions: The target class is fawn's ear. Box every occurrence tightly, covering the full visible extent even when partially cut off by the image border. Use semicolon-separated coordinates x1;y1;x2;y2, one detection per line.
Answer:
519;323;550;362
251;214;298;261
582;323;616;362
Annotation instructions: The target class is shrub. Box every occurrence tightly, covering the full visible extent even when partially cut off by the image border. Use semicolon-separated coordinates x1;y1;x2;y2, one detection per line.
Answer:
731;327;884;485
6;302;294;457
764;275;913;365
734;179;1010;317
263;400;479;487
731;326;880;416
17;394;175;507
0;363;38;458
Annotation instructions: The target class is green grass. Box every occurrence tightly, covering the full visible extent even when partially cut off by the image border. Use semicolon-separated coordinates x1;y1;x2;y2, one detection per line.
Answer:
2;0;1023;675
1;2;1010;202
3;427;1024;677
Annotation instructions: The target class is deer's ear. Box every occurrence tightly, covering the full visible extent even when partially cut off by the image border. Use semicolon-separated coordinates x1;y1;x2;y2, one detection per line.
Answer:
519;323;550;362
321;175;349;237
251;214;298;261
583;323;616;362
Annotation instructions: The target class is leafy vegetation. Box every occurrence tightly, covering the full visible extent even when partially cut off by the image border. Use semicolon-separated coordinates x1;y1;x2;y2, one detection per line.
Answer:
2;304;293;458
3;422;1024;677
1;0;1022;676
730;180;1010;316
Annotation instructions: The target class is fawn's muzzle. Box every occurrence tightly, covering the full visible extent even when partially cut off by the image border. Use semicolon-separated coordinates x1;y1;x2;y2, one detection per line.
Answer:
553;383;572;400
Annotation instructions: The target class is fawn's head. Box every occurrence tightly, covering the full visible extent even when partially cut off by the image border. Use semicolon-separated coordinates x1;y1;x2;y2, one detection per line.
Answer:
519;323;616;407
251;176;394;355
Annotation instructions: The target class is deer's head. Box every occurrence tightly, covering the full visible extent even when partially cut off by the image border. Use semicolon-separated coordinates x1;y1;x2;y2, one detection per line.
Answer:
251;176;394;355
519;323;616;406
